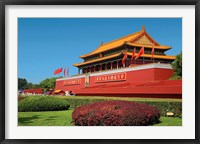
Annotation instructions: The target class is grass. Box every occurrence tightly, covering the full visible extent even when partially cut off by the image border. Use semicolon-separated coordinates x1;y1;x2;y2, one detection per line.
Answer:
18;95;182;126
18;109;73;126
18;110;182;126
19;95;182;102
154;117;182;126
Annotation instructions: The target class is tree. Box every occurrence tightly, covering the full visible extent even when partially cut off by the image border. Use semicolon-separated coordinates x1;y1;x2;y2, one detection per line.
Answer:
18;78;28;90
23;82;40;89
39;77;58;92
170;52;182;79
18;77;62;91
23;82;33;89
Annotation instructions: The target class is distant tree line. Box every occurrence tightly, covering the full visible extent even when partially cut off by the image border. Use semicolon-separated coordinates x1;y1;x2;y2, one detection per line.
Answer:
170;51;182;80
18;76;62;92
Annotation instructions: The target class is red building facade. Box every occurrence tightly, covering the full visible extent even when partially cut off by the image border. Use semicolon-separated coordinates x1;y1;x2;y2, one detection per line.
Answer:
55;26;181;98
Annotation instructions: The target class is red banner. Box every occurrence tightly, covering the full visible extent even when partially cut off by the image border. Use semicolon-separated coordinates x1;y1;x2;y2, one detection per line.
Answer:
95;73;126;83
64;79;81;85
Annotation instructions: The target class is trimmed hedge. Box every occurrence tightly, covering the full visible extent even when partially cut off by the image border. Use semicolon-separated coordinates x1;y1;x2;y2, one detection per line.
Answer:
19;96;182;117
18;96;70;112
18;96;27;101
72;100;160;126
144;101;182;117
62;97;182;117
62;97;181;117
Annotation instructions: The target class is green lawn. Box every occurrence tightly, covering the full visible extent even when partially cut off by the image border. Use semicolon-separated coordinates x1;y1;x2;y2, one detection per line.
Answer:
154;117;182;126
18;109;73;126
18;110;182;126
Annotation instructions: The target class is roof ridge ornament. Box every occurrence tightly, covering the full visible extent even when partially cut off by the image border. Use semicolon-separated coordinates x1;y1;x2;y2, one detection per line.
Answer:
124;41;128;44
142;26;146;31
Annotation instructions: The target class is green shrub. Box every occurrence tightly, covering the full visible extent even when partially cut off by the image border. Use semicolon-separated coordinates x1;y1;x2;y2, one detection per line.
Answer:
18;96;70;112
18;96;27;101
65;98;105;108
63;97;181;117
169;75;182;80
19;95;182;117
143;101;182;117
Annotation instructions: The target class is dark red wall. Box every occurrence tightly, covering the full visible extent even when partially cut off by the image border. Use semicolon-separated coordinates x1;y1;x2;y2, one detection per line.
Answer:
55;77;85;93
154;68;174;80
55;68;174;93
23;88;43;94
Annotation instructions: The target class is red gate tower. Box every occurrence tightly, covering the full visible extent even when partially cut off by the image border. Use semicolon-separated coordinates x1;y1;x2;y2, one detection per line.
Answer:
55;26;182;99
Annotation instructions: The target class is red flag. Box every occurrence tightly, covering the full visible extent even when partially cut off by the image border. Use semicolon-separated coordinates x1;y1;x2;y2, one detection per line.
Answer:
58;68;62;74
151;44;155;59
64;68;66;76
122;51;127;65
64;68;69;77
67;68;69;76
54;70;57;75
54;68;62;75
131;48;136;60
135;47;144;60
54;68;59;75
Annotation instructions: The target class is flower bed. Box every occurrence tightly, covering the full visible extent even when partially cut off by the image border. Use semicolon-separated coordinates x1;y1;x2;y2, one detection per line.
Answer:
72;100;160;126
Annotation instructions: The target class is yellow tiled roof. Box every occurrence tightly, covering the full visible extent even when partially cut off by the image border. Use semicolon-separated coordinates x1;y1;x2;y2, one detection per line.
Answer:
54;90;63;93
74;52;176;67
80;31;141;58
127;52;176;60
126;43;171;49
73;53;121;67
80;26;171;58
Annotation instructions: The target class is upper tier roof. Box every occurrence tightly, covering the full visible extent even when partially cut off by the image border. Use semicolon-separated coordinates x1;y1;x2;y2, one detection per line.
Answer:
80;26;171;59
73;52;175;67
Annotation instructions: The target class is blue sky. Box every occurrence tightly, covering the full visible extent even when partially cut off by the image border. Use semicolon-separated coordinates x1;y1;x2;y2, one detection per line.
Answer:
18;18;182;84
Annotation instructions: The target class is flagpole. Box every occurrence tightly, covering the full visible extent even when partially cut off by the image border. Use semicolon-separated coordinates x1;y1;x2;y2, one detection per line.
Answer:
151;44;155;64
143;56;144;64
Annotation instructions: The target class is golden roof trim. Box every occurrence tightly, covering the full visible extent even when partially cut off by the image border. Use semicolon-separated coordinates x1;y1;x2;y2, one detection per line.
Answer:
126;43;171;49
74;53;122;67
54;90;63;93
127;52;176;60
74;52;176;67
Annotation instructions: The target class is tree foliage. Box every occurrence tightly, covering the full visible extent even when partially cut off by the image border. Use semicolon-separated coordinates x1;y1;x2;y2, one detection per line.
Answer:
18;78;28;90
170;52;182;79
24;82;41;89
18;77;62;90
39;77;57;92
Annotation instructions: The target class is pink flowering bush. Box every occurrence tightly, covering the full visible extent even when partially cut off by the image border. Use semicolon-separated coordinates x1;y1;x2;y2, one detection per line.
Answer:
72;100;160;126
